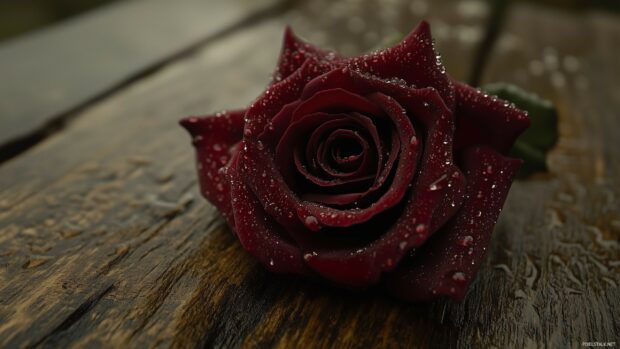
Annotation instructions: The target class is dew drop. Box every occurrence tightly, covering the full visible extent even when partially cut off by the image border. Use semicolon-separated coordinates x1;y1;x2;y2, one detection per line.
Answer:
459;235;474;247
415;224;427;234
304;215;320;230
428;174;448;191
452;271;466;283
399;241;408;251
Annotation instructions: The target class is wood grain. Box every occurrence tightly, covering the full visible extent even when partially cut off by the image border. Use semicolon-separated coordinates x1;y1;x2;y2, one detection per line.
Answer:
0;0;617;348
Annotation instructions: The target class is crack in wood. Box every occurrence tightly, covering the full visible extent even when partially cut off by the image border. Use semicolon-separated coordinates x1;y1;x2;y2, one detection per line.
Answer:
29;284;115;348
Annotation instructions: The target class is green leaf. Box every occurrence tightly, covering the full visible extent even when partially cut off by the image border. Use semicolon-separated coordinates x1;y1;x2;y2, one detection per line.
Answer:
482;83;558;177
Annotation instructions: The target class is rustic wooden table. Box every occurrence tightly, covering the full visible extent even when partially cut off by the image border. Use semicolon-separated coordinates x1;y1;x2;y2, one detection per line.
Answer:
0;0;618;347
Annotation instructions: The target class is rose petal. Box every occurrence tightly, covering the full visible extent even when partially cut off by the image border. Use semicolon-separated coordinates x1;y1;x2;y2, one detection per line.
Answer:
245;58;331;141
347;21;455;109
229;149;308;274
292;88;384;123
386;146;521;301
301;68;449;127
180;109;245;228
452;80;530;153
318;129;368;176
273;27;341;83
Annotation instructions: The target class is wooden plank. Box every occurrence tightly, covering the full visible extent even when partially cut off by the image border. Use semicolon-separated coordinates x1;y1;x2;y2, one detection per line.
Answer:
434;3;620;348
0;0;284;158
0;1;496;348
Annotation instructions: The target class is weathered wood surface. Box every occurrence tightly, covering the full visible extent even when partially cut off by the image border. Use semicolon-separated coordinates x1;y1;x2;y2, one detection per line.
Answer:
0;0;618;348
0;0;284;161
435;3;620;348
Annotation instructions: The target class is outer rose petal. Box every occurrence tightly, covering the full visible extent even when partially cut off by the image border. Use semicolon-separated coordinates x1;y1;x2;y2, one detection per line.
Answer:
347;21;455;109
229;149;308;274
452;81;530;153
273;27;341;83
386;146;521;301
180;109;245;228
244;58;331;141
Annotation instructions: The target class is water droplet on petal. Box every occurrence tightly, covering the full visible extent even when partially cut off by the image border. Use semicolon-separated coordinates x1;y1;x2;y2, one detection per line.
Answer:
459;235;474;247
452;271;466;284
415;224;427;234
304;215;320;230
399;241;408;251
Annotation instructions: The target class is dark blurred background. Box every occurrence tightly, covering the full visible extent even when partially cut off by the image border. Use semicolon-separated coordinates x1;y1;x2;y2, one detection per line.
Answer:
0;0;619;43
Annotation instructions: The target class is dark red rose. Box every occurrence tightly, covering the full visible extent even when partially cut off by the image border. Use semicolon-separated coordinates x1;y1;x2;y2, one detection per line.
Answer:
181;22;529;301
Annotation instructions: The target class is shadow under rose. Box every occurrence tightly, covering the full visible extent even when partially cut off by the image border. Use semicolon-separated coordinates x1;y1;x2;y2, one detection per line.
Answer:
171;223;462;348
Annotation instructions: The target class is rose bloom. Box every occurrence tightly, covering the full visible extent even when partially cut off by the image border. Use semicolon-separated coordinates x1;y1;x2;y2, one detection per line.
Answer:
181;22;529;301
